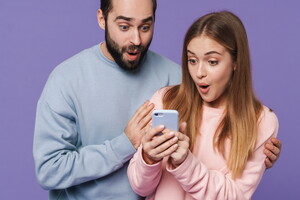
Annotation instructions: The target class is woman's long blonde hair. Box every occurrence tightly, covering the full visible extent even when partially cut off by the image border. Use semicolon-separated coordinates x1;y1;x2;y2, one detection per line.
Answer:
163;11;263;179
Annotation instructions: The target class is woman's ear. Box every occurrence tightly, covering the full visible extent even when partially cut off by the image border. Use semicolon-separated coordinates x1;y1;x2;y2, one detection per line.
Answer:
233;63;237;71
97;9;106;30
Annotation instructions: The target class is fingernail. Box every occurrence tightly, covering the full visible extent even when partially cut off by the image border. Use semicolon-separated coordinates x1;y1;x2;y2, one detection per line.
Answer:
169;132;174;136
173;137;178;142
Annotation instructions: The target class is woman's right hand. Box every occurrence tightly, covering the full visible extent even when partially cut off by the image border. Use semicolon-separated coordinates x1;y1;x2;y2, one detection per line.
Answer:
142;125;179;165
168;122;190;169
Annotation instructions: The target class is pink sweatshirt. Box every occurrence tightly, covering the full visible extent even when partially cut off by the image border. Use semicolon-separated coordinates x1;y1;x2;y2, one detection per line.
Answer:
128;88;279;200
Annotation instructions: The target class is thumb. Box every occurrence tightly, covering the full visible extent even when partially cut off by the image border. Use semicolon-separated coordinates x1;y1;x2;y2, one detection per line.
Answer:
179;122;187;135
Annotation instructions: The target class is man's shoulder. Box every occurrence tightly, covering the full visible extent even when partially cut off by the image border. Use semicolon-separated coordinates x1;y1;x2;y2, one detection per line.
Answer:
145;50;181;85
58;44;99;69
51;44;100;76
46;44;99;83
146;50;180;69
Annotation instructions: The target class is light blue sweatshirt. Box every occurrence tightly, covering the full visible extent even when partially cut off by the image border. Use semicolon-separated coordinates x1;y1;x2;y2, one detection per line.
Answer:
33;43;181;200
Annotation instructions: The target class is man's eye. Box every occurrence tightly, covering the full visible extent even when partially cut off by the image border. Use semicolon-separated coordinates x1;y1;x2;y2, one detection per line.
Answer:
140;26;150;32
188;59;197;65
208;60;218;66
119;25;129;31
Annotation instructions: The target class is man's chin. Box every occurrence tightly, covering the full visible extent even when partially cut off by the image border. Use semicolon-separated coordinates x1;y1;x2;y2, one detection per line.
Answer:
117;59;140;71
118;55;141;71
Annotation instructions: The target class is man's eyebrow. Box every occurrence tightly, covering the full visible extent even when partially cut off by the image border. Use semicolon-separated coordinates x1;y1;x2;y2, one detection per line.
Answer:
115;16;132;22
114;16;154;23
142;16;154;23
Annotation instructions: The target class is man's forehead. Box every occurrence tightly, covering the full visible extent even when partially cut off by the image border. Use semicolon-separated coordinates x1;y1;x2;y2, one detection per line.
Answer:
109;0;154;20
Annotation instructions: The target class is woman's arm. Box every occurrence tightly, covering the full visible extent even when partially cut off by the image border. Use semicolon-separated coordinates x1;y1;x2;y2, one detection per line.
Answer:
127;125;179;196
167;108;279;200
127;146;163;197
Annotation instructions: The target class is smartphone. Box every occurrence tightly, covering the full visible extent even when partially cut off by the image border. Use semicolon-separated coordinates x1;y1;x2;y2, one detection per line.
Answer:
152;110;178;135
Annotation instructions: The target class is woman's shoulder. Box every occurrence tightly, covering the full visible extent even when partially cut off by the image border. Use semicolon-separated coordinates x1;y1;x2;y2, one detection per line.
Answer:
152;86;178;98
259;106;279;127
150;86;178;109
256;105;279;141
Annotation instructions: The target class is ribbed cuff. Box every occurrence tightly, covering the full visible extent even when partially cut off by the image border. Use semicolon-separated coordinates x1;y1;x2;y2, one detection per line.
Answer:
110;132;137;163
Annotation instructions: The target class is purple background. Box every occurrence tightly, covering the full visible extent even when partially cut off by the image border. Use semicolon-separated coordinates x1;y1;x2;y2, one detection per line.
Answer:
1;0;299;199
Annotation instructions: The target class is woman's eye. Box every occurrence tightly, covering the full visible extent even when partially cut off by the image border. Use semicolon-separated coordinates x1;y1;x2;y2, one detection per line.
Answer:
208;60;218;66
188;59;197;65
119;25;129;31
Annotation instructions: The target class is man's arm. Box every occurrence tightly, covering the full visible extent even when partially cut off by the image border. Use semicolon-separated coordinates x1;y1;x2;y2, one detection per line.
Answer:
264;137;282;168
33;99;153;190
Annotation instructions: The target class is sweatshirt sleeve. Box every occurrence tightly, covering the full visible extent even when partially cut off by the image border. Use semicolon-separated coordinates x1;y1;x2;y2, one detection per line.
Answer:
33;72;136;190
166;108;279;200
127;146;163;197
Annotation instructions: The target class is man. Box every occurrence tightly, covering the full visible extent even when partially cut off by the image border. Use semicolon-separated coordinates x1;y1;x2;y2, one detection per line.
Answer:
33;0;281;199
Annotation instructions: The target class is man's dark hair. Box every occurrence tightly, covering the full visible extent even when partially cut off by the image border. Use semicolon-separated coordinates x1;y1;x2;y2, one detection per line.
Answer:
100;0;157;20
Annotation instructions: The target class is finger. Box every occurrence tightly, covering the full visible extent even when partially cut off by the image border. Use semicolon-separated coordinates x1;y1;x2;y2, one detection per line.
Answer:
139;112;153;130
153;136;178;155
175;132;190;146
175;132;185;141
179;122;187;135
151;131;176;148
129;101;148;123
153;128;172;138
265;157;273;169
271;137;282;149
264;149;277;162
156;143;178;158
144;125;165;141
161;128;172;135
131;101;154;122
136;100;150;114
136;103;155;123
143;133;178;160
145;122;152;133
265;142;280;156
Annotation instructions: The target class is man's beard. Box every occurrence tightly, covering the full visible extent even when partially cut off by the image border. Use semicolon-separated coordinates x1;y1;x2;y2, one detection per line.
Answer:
105;28;152;71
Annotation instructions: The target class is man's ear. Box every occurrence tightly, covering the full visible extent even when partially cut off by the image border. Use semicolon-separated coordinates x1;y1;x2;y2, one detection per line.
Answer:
97;9;106;30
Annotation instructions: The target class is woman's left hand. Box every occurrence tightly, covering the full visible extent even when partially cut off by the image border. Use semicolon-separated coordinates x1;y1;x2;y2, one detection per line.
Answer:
169;122;190;168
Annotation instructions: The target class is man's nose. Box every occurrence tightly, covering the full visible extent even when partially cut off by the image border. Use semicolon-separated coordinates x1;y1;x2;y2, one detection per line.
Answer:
130;29;141;46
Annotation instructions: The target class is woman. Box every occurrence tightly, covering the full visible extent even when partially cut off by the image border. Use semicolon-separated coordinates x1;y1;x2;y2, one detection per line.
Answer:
128;11;279;200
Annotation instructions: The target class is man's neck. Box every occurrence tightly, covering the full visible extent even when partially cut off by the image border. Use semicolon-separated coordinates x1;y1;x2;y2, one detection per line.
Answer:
100;42;115;61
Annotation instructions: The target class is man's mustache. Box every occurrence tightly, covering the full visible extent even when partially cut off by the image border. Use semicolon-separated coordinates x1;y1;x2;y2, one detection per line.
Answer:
123;45;145;53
